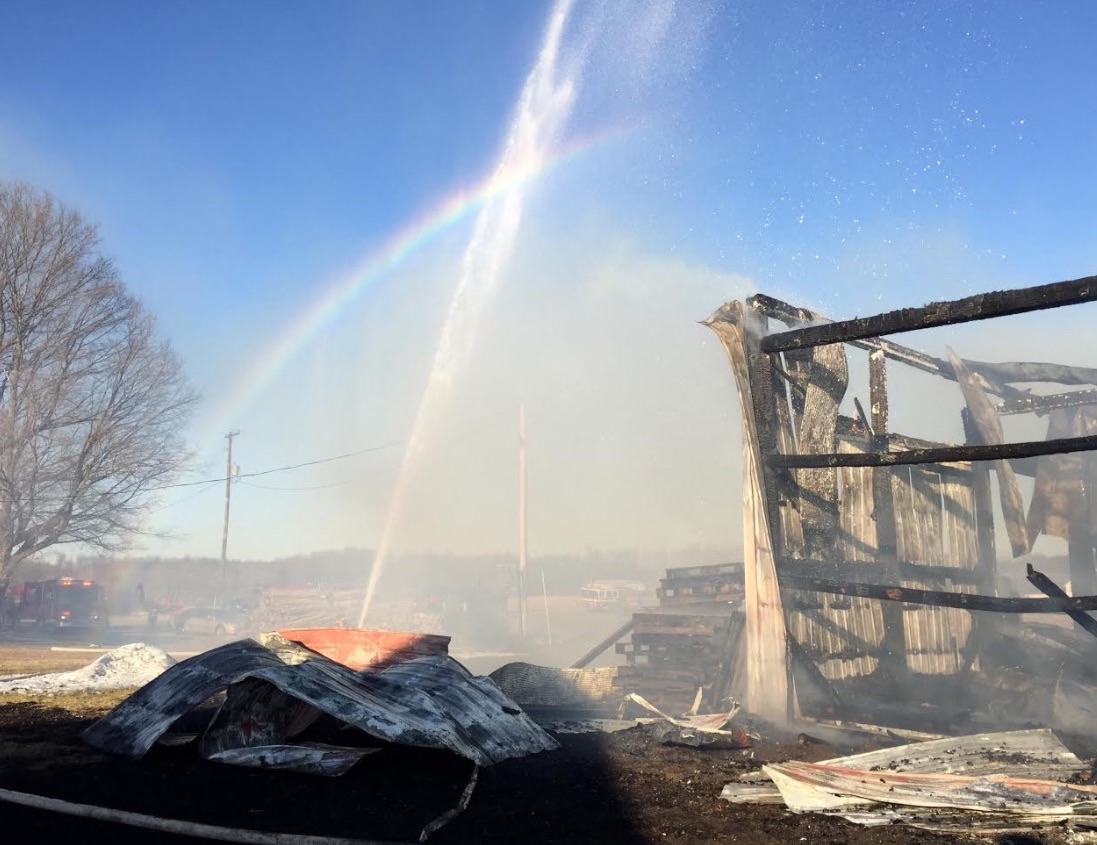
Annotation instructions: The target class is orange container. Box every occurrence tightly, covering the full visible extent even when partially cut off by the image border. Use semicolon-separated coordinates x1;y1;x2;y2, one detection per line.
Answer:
277;627;451;672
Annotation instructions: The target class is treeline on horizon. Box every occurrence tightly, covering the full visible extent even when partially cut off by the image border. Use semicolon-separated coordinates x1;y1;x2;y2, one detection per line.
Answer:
14;546;1074;612
16;545;742;610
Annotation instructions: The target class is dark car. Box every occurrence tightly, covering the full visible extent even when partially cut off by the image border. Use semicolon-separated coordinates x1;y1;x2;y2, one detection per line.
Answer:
173;606;245;636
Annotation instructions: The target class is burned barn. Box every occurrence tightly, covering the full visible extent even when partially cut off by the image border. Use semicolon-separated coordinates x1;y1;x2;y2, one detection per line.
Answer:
704;275;1097;734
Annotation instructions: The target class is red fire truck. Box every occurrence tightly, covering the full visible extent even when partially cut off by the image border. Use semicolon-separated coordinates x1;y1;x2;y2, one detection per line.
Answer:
17;577;109;630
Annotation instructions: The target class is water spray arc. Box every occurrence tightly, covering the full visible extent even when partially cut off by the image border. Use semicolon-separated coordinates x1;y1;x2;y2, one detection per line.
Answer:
357;0;579;627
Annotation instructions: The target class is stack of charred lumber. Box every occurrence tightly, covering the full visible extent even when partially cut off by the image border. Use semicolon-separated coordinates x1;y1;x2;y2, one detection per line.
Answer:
613;563;746;714
655;562;744;605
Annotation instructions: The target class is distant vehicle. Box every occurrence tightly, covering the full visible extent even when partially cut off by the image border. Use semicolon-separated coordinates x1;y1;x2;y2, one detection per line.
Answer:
578;580;648;611
17;577;109;630
173;606;243;636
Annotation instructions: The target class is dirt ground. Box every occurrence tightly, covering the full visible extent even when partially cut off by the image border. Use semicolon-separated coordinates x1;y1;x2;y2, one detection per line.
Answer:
0;645;1089;845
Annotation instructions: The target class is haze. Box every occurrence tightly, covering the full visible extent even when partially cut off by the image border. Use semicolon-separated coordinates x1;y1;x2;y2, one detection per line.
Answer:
1;0;1094;568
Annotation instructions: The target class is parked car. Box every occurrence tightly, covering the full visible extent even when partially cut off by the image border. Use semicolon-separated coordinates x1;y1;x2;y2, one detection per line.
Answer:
173;607;243;636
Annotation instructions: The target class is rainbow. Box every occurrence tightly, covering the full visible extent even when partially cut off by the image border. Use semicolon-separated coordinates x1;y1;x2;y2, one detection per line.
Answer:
200;122;637;447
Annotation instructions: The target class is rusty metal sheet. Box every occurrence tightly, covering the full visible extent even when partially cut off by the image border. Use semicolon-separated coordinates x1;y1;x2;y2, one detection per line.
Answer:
722;728;1088;820
83;638;559;768
763;760;1097;815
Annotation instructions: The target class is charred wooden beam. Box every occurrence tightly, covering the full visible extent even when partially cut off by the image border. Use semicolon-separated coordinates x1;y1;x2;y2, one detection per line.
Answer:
997;388;1097;417
766;434;1097;469
890;427;1035;474
885;433;977;475
571;618;634;669
886;430;1034;477
749;294;1030;401
759;274;1097;354
775;556;985;587
968;360;1097;387
751;294;949;376
1026;564;1097;640
752;295;955;377
772;361;808;397
779;573;1097;612
853;397;872;435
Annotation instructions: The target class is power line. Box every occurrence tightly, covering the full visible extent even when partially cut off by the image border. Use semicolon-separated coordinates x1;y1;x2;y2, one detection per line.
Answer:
150;480;222;512
238;475;379;492
0;441;404;507
155;440;404;490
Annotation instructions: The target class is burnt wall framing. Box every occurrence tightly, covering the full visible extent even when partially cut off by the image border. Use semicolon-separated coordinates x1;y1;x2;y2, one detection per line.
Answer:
707;275;1097;727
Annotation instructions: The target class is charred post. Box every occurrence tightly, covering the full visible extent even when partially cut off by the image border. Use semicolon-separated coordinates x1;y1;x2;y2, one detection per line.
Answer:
760;274;1097;354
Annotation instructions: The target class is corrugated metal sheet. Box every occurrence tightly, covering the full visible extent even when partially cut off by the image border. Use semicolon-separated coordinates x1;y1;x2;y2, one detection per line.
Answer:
722;728;1090;821
82;637;559;769
787;440;884;683
780;436;985;683
763;761;1097;816
895;465;979;676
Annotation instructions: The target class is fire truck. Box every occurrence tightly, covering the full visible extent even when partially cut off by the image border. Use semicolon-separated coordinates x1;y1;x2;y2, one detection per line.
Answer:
17;577;109;630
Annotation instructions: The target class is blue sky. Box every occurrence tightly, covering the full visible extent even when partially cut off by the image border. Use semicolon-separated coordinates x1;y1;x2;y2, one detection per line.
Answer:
1;0;1095;565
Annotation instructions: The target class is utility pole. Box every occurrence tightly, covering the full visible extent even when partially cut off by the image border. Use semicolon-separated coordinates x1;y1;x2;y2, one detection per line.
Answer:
220;430;240;604
518;405;528;641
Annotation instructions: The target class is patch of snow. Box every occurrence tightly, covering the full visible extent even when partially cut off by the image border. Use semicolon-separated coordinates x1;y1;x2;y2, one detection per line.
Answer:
0;643;176;694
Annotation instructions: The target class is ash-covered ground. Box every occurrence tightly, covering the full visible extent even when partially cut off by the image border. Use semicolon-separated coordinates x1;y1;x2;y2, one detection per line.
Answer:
0;644;1089;845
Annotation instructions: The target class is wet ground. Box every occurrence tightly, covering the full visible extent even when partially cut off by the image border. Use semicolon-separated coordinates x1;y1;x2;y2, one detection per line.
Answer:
0;645;1088;845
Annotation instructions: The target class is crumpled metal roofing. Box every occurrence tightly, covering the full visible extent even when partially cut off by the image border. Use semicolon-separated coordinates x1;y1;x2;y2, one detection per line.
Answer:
82;636;559;769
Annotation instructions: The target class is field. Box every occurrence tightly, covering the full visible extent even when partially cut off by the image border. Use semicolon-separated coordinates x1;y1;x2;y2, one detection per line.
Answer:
0;642;1090;844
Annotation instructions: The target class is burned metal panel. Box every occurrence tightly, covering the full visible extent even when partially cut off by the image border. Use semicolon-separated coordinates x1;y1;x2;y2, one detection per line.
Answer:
83;639;559;768
837;442;878;564
892;464;980;676
720;728;1088;810
779;340;877;686
704;302;790;719
786;442;885;683
762;760;1097;817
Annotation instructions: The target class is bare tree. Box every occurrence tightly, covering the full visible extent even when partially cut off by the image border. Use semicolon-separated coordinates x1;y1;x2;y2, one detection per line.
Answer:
0;182;197;588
